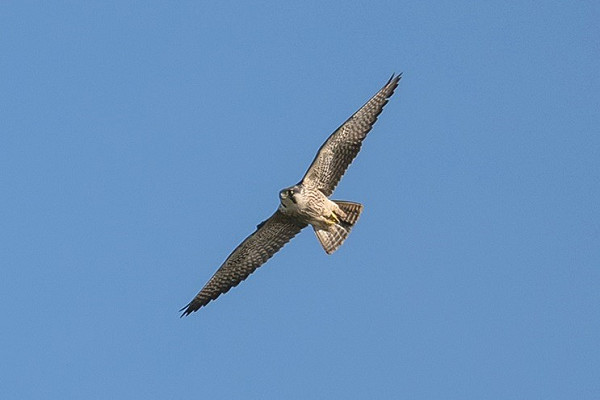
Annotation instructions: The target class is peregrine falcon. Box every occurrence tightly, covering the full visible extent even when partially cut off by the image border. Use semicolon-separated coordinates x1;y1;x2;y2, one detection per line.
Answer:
181;74;402;316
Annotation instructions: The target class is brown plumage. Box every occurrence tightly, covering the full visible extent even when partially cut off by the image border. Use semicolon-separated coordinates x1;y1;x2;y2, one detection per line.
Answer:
302;74;401;196
180;211;305;315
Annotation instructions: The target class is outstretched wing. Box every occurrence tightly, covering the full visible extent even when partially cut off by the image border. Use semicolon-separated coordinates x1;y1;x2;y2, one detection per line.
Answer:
181;210;306;316
301;74;402;196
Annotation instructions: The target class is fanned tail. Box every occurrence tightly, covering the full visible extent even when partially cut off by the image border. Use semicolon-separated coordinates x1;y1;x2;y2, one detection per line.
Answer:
314;201;363;254
334;201;363;225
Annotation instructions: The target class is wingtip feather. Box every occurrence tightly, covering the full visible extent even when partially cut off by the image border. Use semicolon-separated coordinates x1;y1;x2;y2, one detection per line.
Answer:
385;72;403;90
179;303;193;317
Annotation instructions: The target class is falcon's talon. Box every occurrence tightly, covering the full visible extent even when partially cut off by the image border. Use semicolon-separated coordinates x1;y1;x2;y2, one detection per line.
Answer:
327;213;340;224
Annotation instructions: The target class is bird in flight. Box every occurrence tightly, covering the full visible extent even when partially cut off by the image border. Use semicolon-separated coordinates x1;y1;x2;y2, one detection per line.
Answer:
181;73;402;316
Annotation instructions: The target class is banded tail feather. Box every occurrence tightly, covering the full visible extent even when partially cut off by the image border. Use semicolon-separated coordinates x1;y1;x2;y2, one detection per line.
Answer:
314;201;364;254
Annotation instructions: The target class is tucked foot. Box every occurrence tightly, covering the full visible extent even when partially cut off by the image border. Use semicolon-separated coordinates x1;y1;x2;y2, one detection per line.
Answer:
326;213;340;225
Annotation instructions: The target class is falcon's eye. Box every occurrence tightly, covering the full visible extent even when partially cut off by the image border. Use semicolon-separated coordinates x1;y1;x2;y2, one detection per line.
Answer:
288;189;294;197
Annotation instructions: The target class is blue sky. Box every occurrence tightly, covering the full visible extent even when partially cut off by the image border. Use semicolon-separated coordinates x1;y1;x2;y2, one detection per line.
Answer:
1;1;598;399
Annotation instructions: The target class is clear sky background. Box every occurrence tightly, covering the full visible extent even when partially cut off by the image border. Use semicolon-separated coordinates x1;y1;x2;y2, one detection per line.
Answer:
1;1;598;399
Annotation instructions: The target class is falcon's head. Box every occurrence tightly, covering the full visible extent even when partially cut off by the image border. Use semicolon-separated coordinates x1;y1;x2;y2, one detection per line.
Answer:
279;185;302;209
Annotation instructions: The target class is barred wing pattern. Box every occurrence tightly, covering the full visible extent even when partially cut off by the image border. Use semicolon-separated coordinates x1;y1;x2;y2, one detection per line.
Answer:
181;211;306;316
302;74;401;196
